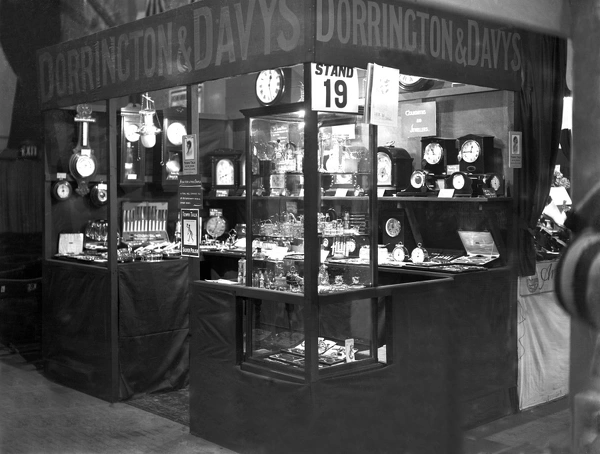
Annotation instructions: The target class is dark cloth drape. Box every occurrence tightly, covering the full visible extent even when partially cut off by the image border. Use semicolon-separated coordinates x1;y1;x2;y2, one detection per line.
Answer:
516;34;568;276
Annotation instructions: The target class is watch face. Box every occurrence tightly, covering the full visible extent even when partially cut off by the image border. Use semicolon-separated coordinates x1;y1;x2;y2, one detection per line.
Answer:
423;142;443;165
125;123;140;142
452;173;466;190
411;244;428;263
206;216;228;238
460;140;481;163
256;69;285;105
385;218;402;238
166;121;187;146
377;151;393;185
75;155;96;178
216;158;235;186
392;244;408;262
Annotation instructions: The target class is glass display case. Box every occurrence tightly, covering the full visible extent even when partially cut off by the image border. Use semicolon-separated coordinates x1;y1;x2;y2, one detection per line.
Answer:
237;101;381;379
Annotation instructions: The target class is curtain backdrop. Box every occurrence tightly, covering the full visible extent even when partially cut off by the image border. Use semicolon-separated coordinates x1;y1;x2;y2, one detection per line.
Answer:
516;35;568;276
0;159;43;234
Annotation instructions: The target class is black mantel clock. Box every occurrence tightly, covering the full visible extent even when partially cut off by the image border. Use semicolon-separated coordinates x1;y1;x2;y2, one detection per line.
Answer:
457;134;494;174
420;137;458;175
376;145;413;194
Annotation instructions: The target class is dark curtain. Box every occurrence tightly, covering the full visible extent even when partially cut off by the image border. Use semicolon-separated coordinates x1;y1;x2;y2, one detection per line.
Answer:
516;34;567;276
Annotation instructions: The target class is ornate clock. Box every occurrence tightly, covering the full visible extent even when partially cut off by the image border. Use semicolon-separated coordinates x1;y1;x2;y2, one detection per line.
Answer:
421;137;458;175
119;104;145;186
209;148;242;197
457;134;494;174
157;106;187;191
376;146;413;193
69;104;98;196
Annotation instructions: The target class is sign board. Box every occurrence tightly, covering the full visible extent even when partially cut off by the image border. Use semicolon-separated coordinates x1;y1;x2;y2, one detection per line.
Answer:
400;101;436;137
509;131;522;168
366;63;399;127
311;63;359;113
182;134;198;175
179;176;203;209
181;208;200;258
519;260;557;296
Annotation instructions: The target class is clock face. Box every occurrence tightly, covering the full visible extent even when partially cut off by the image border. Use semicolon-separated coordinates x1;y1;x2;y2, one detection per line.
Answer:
216;158;235;186
53;181;72;200
385;218;402;238
256;69;285;105
460;139;481;163
392;243;408;262
410;170;426;189
346;237;357;253
377;151;393;185
206;216;228;238
166;121;187;146
489;175;501;191
423;142;443;165
125;123;140;142
411;244;428;263
75;155;96;178
452;173;466;190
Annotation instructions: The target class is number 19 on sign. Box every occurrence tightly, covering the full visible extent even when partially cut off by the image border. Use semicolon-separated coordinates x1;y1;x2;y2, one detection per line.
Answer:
311;63;359;114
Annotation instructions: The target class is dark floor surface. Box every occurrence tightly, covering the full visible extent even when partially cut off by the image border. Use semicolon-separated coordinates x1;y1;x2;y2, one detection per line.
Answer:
0;342;571;454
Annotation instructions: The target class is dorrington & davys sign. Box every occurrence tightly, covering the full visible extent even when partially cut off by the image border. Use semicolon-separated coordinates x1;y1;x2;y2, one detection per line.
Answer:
37;0;526;109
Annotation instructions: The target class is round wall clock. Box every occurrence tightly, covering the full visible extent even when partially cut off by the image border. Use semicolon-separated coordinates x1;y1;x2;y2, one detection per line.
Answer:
398;74;430;92
69;152;97;196
206;214;228;239
255;69;286;106
51;180;73;201
392;242;409;262
166;121;187;146
385;217;402;238
90;183;108;207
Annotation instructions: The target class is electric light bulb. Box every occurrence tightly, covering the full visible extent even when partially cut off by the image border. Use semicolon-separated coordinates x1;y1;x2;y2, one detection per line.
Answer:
141;133;156;148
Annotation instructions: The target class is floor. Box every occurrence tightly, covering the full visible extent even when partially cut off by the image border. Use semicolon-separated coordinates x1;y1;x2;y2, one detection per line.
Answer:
0;343;571;454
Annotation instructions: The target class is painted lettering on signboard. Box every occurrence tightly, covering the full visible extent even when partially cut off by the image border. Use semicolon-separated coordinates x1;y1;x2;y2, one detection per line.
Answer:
37;0;304;109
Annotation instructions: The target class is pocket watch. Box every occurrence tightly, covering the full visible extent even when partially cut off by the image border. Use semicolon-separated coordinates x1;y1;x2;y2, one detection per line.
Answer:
51;179;73;201
411;243;429;263
206;214;228;239
392;242;409;262
385;217;402;238
255;68;286;106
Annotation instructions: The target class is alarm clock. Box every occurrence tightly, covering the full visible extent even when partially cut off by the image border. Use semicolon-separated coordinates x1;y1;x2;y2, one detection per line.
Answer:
157;106;187;191
411;243;429;263
51;179;73;201
447;171;473;196
457;134;494;174
255;68;291;106
398;74;431;92
381;211;405;249
392;242;409;262
377;146;413;193
421;137;459;175
209;149;242;197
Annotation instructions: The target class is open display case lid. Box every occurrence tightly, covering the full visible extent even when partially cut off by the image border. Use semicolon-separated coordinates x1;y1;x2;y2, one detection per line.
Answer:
452;230;499;265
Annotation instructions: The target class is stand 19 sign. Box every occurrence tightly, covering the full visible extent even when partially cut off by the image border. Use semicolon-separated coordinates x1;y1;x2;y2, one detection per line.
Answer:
311;63;359;114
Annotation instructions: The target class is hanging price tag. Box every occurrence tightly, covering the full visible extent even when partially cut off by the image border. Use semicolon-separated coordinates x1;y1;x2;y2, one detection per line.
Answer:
311;63;359;113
